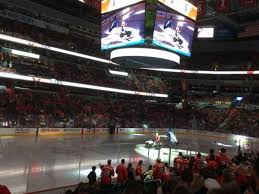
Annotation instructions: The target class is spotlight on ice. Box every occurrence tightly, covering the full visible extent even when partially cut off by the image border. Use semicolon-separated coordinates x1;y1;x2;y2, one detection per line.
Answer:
236;97;243;101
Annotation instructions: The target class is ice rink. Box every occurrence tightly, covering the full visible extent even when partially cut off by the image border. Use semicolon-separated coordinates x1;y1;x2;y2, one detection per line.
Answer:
0;132;250;194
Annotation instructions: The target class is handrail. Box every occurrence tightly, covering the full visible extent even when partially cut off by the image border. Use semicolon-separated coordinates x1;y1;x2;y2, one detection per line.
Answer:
24;184;78;194
24;179;163;194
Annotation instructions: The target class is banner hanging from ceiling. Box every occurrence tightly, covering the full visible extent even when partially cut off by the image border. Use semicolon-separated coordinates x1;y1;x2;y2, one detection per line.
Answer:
196;0;206;17
239;0;257;7
216;0;230;12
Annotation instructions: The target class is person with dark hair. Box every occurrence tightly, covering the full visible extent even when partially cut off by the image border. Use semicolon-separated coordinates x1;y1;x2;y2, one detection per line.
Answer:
174;152;183;175
100;159;114;186
87;166;97;185
191;174;207;194
127;163;135;181
116;159;128;190
206;149;215;163
135;160;144;181
216;148;231;169
65;189;73;194
162;162;171;182
207;155;218;170
181;168;194;186
144;165;153;181
153;159;164;180
194;153;204;174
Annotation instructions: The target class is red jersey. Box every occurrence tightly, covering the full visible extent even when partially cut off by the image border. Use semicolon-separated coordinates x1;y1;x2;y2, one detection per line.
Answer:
153;163;164;180
0;185;11;194
216;153;231;167
181;159;190;174
135;164;144;180
207;160;218;170
116;164;128;183
205;154;215;163
193;157;203;174
174;156;183;174
162;167;171;182
101;165;114;185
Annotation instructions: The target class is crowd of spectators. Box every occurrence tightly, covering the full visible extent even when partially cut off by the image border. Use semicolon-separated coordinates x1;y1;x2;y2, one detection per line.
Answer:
64;147;259;194
0;15;100;56
0;88;259;137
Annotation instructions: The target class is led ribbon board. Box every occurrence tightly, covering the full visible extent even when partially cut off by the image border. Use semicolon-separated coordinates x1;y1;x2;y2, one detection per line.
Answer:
158;0;198;21
0;34;116;65
0;72;168;98
110;48;181;64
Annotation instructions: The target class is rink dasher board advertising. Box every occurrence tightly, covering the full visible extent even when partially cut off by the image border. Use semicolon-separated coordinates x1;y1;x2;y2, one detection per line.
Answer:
152;7;195;57
101;0;144;14
15;128;36;135
101;2;145;50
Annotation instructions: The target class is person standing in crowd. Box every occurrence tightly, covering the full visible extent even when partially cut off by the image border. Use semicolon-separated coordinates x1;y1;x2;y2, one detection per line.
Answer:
162;162;171;182
206;149;215;163
194;153;204;174
135;160;144;181
87;166;97;185
127;163;135;181
100;159;114;186
116;159;128;190
207;155;218;170
144;165;153;181
174;152;183;175
153;158;164;180
216;148;231;169
181;156;190;174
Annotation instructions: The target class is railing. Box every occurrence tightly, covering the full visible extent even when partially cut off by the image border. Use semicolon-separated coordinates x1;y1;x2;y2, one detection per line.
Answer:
24;184;77;194
24;179;162;194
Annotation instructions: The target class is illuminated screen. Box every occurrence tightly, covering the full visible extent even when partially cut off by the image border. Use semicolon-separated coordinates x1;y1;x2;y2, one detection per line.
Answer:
152;8;195;57
101;3;145;50
158;0;197;21
101;0;144;14
197;27;214;38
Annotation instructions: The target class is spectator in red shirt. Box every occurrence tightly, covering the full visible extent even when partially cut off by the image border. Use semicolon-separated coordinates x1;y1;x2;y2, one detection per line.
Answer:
135;160;144;181
116;159;128;188
216;148;231;169
100;159;114;186
174;152;183;175
153;159;164;180
0;185;11;194
207;155;218;170
181;156;190;175
162;162;171;182
193;153;203;174
206;149;215;163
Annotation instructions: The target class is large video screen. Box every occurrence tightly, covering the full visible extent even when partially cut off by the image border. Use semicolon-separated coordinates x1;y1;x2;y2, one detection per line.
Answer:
152;9;195;57
101;0;144;14
101;3;145;50
158;0;197;21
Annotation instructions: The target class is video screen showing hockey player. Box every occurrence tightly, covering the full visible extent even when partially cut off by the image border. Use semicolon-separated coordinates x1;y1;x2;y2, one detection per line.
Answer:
152;7;195;57
101;3;145;50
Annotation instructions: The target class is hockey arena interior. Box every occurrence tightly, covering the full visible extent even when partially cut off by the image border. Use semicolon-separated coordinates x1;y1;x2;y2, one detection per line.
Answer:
0;0;259;194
